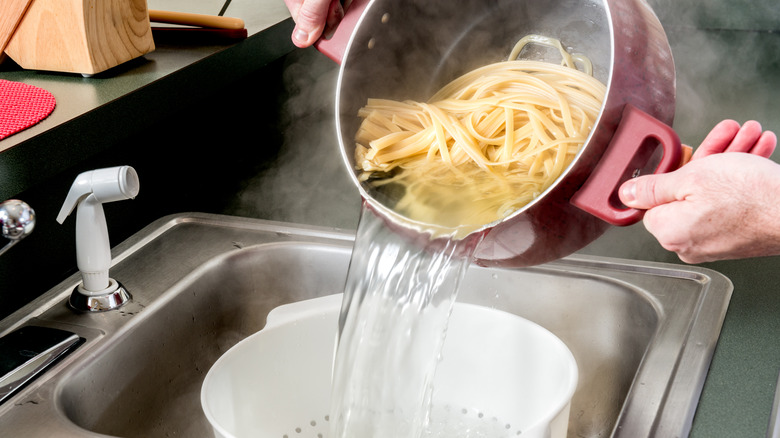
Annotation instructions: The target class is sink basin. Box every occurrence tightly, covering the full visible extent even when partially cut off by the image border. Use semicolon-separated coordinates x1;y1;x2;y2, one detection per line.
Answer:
0;213;731;437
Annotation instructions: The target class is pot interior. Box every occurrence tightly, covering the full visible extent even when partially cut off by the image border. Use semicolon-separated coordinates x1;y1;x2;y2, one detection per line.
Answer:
336;0;613;233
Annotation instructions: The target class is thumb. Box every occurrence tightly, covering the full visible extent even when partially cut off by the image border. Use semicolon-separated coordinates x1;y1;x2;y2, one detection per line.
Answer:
291;0;332;47
619;172;681;209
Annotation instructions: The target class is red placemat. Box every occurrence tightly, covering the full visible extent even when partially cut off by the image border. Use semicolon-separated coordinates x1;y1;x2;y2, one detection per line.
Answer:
0;79;56;140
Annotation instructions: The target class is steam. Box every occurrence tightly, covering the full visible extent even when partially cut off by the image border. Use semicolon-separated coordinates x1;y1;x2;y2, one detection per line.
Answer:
225;48;362;230
647;0;780;155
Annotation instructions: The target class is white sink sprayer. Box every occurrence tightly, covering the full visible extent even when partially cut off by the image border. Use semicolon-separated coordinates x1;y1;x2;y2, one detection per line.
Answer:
57;165;139;311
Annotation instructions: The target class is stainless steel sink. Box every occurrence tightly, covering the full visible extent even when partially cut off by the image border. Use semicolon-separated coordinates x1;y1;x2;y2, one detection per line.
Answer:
0;213;732;437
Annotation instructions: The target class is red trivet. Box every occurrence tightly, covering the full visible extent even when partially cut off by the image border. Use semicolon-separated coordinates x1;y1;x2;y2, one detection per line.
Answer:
0;79;56;140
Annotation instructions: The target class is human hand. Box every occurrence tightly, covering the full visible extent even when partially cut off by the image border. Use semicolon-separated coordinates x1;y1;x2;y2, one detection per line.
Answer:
284;0;344;48
690;119;776;160
619;121;779;263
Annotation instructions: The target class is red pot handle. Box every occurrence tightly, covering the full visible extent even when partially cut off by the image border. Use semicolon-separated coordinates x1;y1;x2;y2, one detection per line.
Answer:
570;104;683;226
314;0;371;64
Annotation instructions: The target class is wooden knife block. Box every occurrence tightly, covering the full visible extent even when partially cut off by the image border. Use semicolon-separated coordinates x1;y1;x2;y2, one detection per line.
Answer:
4;0;155;75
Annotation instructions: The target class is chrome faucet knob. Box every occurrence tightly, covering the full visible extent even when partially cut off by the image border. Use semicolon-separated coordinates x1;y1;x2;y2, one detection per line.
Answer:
0;200;35;257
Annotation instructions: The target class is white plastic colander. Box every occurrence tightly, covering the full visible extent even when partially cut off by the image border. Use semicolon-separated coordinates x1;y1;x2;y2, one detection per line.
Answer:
201;294;577;438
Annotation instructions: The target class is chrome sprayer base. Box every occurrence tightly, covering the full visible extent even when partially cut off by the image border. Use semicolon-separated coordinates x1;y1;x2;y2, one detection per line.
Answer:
69;279;131;312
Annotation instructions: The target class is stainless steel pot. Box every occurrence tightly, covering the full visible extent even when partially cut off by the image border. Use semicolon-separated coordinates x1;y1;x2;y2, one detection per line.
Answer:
317;0;683;267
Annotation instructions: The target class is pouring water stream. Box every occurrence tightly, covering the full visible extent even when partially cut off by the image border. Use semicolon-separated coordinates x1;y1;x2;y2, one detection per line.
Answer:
329;204;483;438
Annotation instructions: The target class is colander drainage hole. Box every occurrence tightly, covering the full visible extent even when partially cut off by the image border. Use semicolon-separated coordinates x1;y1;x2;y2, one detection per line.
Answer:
284;409;521;437
282;414;330;437
424;404;518;437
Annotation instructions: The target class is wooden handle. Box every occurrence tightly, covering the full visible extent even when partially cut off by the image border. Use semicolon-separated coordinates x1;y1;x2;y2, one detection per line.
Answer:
0;0;33;53
148;10;244;30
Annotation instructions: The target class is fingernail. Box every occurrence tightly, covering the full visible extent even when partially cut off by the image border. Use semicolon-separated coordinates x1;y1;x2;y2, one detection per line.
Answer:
620;180;637;205
293;28;309;44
